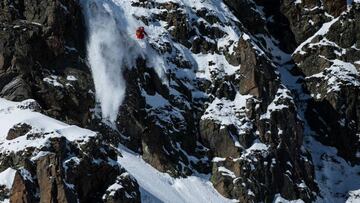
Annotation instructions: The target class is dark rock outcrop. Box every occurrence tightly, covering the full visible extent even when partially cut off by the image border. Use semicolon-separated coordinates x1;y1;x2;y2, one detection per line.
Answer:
6;123;32;140
10;171;37;203
0;0;93;126
103;172;141;203
279;0;331;44
293;4;360;163
4;135;139;203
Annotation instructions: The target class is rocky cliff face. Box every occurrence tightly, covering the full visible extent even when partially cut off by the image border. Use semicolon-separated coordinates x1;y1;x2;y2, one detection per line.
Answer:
0;0;359;203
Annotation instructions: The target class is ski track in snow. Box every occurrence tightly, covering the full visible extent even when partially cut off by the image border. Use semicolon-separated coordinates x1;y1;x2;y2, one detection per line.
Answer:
117;146;235;203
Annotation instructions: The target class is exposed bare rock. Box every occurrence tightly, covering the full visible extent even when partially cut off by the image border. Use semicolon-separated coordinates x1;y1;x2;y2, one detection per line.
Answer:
293;4;360;162
0;0;93;126
237;38;279;105
36;153;77;203
103;172;141;203
10;171;37;203
323;0;347;16
280;0;330;43
6;123;32;140
0;77;32;102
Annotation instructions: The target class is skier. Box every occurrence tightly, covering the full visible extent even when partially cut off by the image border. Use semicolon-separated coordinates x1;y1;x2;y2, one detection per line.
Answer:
136;26;147;39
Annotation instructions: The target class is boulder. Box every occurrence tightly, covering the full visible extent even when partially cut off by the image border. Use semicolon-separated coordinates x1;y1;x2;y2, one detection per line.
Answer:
6;123;32;140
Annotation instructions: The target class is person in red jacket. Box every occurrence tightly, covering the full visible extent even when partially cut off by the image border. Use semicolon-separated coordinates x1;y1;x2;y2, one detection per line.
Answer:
136;26;147;39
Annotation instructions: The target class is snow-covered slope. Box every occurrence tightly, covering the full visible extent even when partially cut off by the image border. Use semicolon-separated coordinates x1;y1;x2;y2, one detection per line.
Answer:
0;99;96;153
117;146;234;203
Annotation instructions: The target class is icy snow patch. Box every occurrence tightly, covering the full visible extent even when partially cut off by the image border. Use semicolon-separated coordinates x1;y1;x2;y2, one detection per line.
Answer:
348;0;360;5
273;194;305;203
143;93;169;109
43;75;63;88
261;87;294;120
307;59;360;93
202;93;252;127
305;136;360;203
325;60;360;92
294;17;339;55
194;53;240;80
218;166;236;179
241;142;270;159
346;189;360;203
212;157;226;162
106;182;124;197
66;75;77;81
0;168;16;189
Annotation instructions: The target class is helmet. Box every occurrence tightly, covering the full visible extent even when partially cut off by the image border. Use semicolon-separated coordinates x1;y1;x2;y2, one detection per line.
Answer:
139;26;145;31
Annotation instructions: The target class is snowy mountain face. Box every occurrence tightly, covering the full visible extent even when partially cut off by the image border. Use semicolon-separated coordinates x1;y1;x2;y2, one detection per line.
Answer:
0;0;360;202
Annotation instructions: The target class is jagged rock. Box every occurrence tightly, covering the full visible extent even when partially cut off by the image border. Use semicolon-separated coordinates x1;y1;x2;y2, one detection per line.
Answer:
237;38;279;106
293;4;360;162
10;171;36;203
206;88;317;202
327;7;360;49
103;172;141;203
114;58;207;176
6;123;32;140
323;0;347;17
0;0;358;202
162;3;191;46
0;0;92;126
0;185;10;203
2;135;136;203
0;77;32;102
191;37;218;54
280;0;330;43
200;121;240;158
254;0;298;52
223;0;266;34
36;154;76;203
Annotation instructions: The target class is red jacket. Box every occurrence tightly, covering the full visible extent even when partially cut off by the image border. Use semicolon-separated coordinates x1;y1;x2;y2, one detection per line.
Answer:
136;27;147;39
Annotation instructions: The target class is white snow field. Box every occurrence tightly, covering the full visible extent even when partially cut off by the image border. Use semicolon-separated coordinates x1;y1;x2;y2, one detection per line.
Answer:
0;168;16;190
0;99;96;153
117;146;236;203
